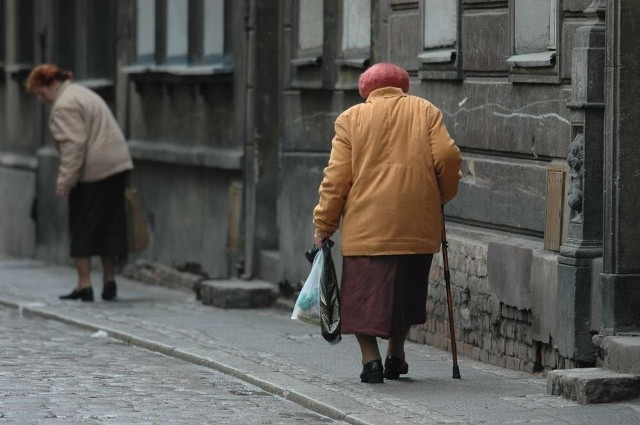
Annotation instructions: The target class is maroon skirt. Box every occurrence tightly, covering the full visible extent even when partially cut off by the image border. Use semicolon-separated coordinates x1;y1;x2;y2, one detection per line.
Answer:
340;254;433;338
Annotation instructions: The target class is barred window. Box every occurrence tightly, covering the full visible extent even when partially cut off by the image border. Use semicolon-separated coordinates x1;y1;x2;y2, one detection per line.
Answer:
135;0;226;66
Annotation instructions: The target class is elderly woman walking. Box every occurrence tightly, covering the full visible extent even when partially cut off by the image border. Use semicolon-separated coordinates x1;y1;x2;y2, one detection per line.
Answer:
313;63;462;383
26;64;133;302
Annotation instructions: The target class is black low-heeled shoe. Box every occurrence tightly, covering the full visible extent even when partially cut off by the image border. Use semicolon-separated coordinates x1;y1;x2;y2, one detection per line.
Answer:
384;356;409;379
59;287;94;302
102;281;117;301
360;359;384;383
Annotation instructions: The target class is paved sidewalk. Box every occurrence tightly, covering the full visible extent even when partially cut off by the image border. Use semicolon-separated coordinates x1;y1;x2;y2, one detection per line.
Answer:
1;256;639;425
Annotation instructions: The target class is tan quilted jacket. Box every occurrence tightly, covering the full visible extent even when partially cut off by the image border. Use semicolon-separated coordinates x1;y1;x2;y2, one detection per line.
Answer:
313;87;462;256
49;81;133;188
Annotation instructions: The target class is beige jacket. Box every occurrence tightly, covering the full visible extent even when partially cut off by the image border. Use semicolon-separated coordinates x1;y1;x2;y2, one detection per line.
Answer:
313;87;462;256
49;81;133;188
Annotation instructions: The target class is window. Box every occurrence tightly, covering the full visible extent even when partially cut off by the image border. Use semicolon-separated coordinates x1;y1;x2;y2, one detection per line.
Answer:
0;0;5;66
290;0;324;88
294;0;324;63
203;0;224;62
333;0;371;89
136;0;156;64
49;0;113;85
134;0;229;70
167;0;188;64
339;0;370;65
418;0;461;79
507;0;557;68
84;0;115;79
290;0;371;89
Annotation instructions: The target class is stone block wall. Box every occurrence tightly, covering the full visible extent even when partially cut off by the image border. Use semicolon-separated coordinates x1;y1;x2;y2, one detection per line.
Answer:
410;225;580;372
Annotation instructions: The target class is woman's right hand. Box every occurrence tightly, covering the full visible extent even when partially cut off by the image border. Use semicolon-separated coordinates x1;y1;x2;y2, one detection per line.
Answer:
56;184;70;198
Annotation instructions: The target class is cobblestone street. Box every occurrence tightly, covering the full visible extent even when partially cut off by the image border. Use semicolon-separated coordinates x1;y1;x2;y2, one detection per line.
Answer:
0;307;341;424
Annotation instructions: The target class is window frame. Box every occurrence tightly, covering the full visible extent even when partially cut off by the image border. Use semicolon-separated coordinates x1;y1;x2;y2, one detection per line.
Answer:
288;0;373;91
507;0;560;84
129;0;232;79
289;0;325;89
418;0;462;81
335;0;371;67
334;0;371;90
0;0;6;70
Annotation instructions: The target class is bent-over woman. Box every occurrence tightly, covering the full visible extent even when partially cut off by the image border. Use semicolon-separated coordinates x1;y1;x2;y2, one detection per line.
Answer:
26;64;133;302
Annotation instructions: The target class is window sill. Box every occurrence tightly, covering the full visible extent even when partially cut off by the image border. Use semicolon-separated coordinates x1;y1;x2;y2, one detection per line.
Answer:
4;63;32;80
418;49;456;64
290;56;322;67
507;51;559;84
0;152;38;170
128;140;243;170
507;51;556;68
335;57;370;69
76;78;114;90
123;63;234;84
417;49;462;81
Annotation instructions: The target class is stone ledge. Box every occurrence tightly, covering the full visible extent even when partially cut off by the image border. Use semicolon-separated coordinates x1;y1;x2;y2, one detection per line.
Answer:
547;367;640;404
594;335;640;375
200;279;278;309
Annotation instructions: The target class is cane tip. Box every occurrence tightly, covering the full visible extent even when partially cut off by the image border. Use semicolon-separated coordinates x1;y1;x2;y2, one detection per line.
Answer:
452;366;461;379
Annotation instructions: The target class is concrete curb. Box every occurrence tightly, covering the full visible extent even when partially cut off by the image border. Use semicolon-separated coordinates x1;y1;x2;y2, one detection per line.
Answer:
0;297;396;425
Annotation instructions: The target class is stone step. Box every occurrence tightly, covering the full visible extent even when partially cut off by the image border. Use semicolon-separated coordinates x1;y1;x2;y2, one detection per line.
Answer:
200;279;278;309
547;367;640;404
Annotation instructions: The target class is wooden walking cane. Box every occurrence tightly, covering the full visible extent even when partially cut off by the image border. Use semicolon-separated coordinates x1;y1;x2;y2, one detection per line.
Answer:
441;205;461;379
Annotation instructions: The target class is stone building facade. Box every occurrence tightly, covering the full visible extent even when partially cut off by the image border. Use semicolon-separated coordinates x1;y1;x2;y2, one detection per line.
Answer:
1;0;638;373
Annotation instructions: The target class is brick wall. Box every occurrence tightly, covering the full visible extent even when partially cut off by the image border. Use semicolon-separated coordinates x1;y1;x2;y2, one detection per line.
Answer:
410;228;578;373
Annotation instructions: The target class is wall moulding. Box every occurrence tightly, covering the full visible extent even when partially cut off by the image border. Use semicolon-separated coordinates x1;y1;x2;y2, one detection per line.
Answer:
390;0;419;11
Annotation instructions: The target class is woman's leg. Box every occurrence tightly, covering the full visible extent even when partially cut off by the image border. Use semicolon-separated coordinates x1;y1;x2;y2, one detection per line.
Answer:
101;256;115;284
387;326;411;359
356;334;381;364
75;257;92;289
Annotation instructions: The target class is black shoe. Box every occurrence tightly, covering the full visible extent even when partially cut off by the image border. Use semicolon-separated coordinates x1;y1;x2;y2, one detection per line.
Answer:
383;356;409;379
59;287;94;302
102;281;117;301
360;359;384;383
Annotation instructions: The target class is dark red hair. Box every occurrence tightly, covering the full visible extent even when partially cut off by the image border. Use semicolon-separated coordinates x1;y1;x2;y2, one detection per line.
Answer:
25;64;73;92
358;62;409;99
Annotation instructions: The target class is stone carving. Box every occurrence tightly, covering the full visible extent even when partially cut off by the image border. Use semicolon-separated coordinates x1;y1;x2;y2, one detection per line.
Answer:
567;133;584;223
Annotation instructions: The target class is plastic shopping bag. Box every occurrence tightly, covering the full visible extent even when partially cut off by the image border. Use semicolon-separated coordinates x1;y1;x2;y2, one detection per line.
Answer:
291;249;323;326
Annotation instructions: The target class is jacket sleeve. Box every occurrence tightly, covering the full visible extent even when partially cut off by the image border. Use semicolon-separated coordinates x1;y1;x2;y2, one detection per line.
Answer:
428;106;462;204
50;105;87;189
313;114;352;238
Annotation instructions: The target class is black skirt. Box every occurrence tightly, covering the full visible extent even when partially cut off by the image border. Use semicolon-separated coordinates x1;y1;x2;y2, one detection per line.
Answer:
68;171;128;258
340;254;434;338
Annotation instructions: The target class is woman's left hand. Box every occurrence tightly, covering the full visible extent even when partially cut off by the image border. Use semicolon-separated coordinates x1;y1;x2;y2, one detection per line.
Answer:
314;235;324;249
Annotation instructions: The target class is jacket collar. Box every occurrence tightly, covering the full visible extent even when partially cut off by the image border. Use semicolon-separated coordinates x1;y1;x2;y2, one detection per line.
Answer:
366;86;407;103
52;80;72;106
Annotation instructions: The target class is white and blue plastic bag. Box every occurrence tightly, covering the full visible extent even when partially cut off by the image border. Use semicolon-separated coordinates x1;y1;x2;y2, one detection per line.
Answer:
291;249;323;326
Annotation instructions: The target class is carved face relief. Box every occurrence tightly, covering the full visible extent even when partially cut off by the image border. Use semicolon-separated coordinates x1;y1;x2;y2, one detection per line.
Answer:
567;133;584;221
